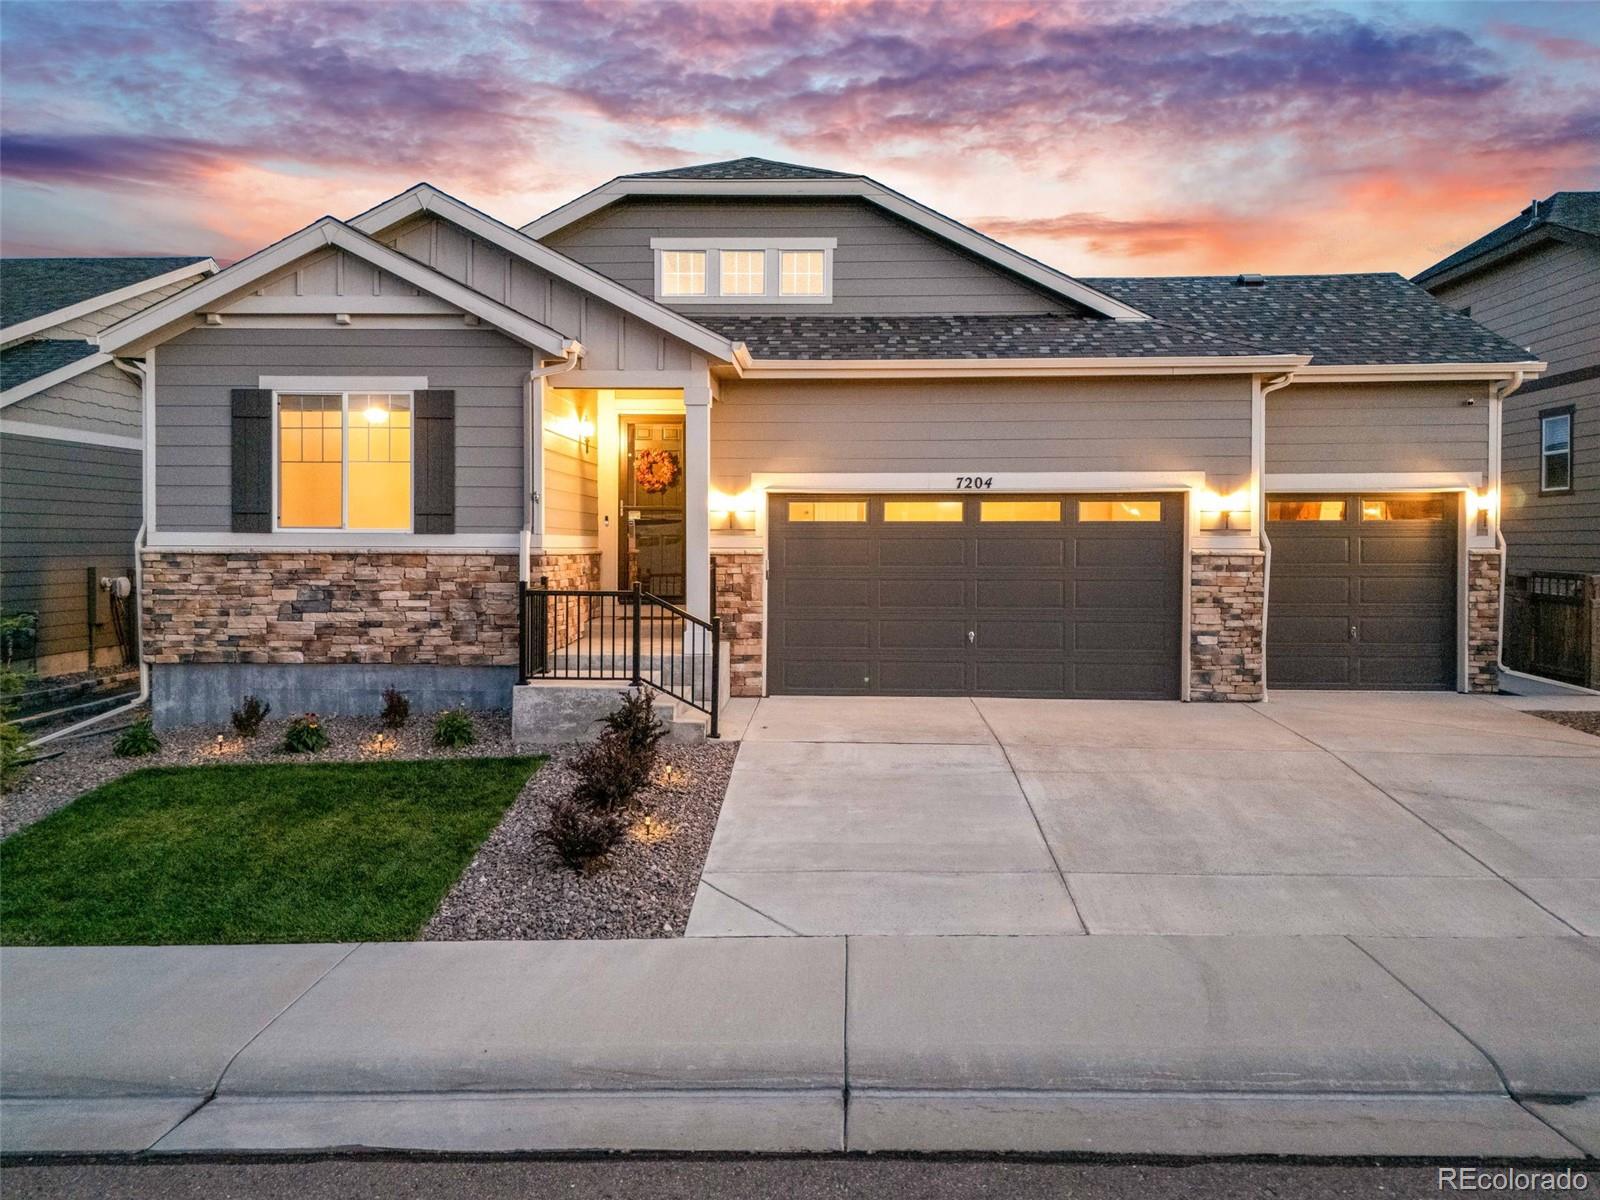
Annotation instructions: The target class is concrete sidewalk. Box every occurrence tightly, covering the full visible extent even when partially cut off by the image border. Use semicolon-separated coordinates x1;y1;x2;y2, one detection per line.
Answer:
2;935;1596;1158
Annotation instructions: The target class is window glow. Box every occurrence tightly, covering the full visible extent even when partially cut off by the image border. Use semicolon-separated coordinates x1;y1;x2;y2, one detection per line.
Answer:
720;250;766;296
1078;500;1159;522
1268;499;1346;521
780;250;826;296
278;392;411;531
660;251;706;296
788;500;867;522
884;500;964;522
1361;496;1444;521
980;500;1061;522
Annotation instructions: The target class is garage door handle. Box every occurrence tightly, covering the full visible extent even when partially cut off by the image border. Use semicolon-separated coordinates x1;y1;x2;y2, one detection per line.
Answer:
968;630;976;644
1350;625;1359;642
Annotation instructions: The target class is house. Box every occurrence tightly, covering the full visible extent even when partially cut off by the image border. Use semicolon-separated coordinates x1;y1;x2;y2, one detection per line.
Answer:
86;158;1544;728
1;256;216;677
1415;192;1600;689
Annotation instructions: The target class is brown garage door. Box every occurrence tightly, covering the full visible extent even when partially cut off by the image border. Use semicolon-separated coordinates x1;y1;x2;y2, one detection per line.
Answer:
1266;493;1458;689
767;493;1183;698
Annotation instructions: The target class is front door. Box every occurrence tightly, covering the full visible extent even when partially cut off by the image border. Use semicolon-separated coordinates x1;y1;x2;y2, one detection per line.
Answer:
620;418;687;603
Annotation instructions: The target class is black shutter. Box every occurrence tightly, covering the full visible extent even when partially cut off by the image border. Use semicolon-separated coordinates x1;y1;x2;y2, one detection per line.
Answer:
230;388;273;533
413;389;456;534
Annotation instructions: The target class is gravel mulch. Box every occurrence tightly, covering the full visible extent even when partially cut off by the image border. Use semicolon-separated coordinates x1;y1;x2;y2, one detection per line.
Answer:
424;740;738;941
1532;710;1600;738
1;708;517;840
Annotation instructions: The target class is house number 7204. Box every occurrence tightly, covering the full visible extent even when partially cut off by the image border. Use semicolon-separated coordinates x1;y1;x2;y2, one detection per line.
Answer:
954;476;994;489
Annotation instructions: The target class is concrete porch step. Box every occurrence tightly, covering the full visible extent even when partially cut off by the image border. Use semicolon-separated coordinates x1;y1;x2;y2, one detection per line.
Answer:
513;679;715;746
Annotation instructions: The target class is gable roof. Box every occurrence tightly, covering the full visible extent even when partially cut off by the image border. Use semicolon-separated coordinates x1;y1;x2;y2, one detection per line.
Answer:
1;256;216;342
1413;192;1600;288
521;161;1151;322
347;183;736;362
0;339;105;399
1083;273;1541;369
96;217;574;358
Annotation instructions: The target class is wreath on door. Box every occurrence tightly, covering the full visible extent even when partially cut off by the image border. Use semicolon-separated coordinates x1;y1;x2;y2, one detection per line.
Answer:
634;448;681;494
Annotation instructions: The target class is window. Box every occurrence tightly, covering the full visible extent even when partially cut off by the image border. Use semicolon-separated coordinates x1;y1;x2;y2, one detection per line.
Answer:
1078;500;1159;522
1541;407;1573;493
1360;496;1444;522
884;499;964;522
980;500;1061;522
787;500;867;522
277;392;412;530
659;250;706;297
651;238;834;303
1268;499;1346;521
719;250;765;296
780;250;826;296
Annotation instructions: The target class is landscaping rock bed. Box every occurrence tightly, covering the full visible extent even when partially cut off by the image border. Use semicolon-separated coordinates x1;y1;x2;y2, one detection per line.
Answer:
1;709;515;840
424;739;738;941
1532;709;1600;738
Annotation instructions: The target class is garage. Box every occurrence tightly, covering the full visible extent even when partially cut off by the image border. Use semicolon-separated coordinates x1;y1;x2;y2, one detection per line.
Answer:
767;493;1183;698
1266;493;1458;689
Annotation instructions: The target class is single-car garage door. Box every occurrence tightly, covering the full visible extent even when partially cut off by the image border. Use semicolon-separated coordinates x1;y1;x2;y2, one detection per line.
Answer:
1266;492;1458;689
767;493;1183;698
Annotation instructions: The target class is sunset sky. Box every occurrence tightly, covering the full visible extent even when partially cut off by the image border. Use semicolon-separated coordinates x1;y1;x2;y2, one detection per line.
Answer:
2;0;1597;278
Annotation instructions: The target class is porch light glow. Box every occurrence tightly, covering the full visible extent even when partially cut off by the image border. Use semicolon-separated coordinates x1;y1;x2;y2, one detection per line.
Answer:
1465;488;1498;520
1198;488;1251;531
363;404;389;424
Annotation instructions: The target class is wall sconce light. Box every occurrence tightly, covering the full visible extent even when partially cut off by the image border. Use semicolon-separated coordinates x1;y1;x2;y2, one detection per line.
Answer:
710;510;733;530
1198;490;1251;532
710;491;759;532
1466;487;1497;535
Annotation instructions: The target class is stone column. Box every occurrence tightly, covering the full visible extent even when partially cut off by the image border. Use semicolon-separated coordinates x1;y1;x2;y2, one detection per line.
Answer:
1190;550;1265;701
714;551;766;697
1466;548;1502;693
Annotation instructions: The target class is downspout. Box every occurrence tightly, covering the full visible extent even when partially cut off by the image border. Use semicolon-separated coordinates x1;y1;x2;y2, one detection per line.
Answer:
520;342;583;583
1256;371;1297;702
30;357;152;746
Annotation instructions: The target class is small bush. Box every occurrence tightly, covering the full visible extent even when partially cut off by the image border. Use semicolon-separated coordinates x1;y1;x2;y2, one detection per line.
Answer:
601;688;666;764
282;712;330;754
433;707;476;748
543;793;624;870
380;687;410;729
113;716;161;758
570;731;650;814
1;719;31;782
230;695;271;738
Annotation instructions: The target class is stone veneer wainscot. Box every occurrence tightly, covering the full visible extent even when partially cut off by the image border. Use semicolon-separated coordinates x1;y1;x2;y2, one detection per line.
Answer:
1466;548;1503;693
715;551;765;698
1190;550;1265;701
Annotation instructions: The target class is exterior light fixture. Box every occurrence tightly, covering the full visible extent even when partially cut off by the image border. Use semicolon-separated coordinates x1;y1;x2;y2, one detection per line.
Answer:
1199;489;1251;532
364;404;389;424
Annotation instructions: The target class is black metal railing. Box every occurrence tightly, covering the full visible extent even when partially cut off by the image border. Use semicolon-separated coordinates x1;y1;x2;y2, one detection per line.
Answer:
519;574;721;738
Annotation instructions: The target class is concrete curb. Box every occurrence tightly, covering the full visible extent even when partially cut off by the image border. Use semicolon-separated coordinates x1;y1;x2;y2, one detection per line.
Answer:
2;935;1595;1158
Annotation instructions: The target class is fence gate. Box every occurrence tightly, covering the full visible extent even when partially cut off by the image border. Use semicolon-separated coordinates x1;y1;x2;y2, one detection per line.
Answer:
1522;572;1589;685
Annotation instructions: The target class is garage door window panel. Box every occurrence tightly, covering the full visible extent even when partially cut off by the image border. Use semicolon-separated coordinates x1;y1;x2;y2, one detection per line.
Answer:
1078;499;1160;522
1268;499;1346;521
884;499;964;522
981;500;1061;522
1361;496;1445;521
786;500;867;522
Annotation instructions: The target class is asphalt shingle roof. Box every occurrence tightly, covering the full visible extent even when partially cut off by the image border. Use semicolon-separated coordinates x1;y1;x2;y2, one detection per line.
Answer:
1;256;208;330
621;157;859;181
0;338;101;392
1413;192;1600;285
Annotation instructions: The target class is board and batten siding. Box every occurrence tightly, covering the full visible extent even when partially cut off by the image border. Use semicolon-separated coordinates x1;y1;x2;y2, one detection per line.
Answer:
1266;382;1491;477
0;432;140;667
542;388;598;538
3;360;141;437
154;326;530;534
711;376;1252;497
541;197;1077;317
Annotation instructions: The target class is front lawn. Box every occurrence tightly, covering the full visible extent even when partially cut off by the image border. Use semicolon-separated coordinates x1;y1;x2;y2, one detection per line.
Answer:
0;757;542;946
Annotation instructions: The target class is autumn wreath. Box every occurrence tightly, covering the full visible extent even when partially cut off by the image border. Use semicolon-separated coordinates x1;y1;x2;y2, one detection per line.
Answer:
634;448;681;494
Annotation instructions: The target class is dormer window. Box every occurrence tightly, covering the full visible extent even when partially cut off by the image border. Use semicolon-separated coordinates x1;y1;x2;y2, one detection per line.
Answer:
651;238;834;303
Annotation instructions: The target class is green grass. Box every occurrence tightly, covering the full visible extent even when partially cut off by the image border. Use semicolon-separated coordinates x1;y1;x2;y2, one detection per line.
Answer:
0;757;542;946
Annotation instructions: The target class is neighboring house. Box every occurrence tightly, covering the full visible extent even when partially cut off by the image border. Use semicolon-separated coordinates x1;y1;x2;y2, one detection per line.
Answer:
1;256;217;676
1416;192;1600;689
86;159;1542;727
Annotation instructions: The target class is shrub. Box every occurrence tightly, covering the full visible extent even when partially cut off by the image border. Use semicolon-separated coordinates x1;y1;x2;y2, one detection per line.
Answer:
601;688;666;765
570;731;650;814
543;793;624;870
230;695;270;738
433;708;476;748
282;713;330;754
0;659;30;782
113;716;161;758
380;686;410;729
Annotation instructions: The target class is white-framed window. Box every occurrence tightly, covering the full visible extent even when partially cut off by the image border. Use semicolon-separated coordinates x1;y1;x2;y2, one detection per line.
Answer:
650;237;835;304
1540;407;1573;494
275;391;413;531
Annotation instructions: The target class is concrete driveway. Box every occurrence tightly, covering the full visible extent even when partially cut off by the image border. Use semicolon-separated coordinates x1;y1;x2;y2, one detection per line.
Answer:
686;692;1600;937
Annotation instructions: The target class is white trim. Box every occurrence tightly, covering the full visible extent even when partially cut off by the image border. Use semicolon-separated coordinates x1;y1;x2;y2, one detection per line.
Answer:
347;185;737;361
0;351;114;408
651;237;838;250
260;375;428;392
536;534;601;552
1264;472;1482;491
0;259;217;344
732;353;1310;380
522;177;1151;322
0;418;141;450
145;533;521;552
557;368;711;390
96;218;573;357
649;238;836;305
222;295;460;315
1291;362;1546;383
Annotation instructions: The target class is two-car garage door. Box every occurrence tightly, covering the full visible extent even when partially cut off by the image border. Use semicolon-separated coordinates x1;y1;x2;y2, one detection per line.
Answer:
767;493;1183;699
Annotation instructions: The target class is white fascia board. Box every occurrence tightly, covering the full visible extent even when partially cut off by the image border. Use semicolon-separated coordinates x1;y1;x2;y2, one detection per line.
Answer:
146;532;522;552
734;353;1309;380
520;177;1153;322
0;259;218;344
96;218;572;357
349;185;737;362
1291;361;1546;383
0;351;113;408
0;417;141;450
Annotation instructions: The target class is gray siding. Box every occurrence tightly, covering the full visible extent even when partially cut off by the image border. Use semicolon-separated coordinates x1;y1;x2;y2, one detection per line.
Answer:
3;360;141;437
1266;382;1491;476
712;376;1251;496
1429;240;1598;377
542;197;1074;317
377;216;702;373
542;387;598;538
1;432;140;666
155;327;530;534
